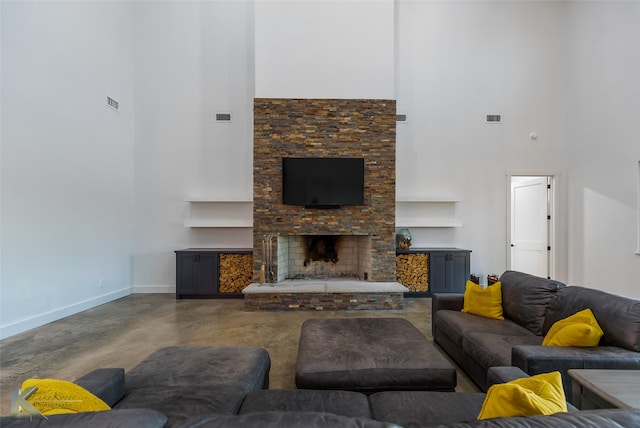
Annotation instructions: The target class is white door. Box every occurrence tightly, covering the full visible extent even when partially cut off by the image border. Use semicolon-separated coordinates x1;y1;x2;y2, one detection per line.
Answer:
510;176;551;278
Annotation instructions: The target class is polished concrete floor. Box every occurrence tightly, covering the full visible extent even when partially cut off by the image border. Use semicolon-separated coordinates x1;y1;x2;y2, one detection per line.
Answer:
0;295;479;415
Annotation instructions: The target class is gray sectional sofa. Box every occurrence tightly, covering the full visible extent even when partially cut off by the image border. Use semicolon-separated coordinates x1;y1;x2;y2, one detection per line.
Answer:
432;270;640;398
4;360;640;427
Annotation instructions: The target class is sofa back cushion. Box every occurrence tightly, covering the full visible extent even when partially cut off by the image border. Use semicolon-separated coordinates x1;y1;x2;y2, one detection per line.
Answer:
499;271;566;335
542;286;640;352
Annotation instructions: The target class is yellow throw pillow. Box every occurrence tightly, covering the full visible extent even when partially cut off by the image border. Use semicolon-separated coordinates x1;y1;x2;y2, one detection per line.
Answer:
20;378;110;416
543;308;604;347
478;371;567;420
461;280;504;320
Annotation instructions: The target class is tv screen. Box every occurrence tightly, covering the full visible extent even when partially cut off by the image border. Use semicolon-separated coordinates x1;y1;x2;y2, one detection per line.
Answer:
282;157;365;208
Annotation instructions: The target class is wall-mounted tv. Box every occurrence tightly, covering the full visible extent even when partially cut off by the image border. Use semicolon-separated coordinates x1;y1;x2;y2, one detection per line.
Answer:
282;157;365;208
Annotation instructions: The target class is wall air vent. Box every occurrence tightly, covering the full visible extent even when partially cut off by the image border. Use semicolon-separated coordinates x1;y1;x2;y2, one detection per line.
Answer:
396;113;408;123
486;114;502;124
216;113;232;122
106;96;120;112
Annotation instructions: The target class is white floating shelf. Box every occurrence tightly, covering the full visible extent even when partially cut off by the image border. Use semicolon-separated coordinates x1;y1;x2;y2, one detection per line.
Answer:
395;220;463;228
395;199;461;228
396;198;460;203
185;197;253;203
184;219;253;228
184;198;253;228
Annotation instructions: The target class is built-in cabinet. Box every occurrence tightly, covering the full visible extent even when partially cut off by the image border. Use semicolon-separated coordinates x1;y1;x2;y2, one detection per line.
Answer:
175;248;253;298
396;248;471;296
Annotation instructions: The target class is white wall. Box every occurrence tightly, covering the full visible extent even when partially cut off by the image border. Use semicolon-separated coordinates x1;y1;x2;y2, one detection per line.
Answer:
255;0;394;99
0;1;135;338
2;1;639;339
564;1;640;298
132;1;255;292
395;1;568;278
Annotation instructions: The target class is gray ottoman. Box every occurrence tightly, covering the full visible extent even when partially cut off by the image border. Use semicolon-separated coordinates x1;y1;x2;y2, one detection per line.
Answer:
295;318;456;393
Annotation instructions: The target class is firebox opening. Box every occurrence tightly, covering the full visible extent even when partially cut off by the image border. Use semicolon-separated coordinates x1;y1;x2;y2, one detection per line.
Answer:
281;234;370;281
304;235;339;266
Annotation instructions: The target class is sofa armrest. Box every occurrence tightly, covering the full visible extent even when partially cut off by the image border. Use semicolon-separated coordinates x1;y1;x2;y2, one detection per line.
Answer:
486;366;529;388
432;293;464;312
512;345;640;403
74;368;125;407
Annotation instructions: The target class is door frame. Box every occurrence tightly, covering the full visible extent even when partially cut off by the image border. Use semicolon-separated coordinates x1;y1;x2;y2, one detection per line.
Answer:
506;172;557;279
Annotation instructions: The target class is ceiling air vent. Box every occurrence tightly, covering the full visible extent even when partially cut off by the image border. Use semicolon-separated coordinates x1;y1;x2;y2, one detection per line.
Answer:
486;114;502;124
216;113;232;122
396;114;408;123
106;96;120;112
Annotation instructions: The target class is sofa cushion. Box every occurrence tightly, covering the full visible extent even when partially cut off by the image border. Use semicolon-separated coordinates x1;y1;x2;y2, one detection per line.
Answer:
0;409;167;428
542;286;640;352
239;389;372;419
125;346;270;391
499;271;565;335
435;311;534;349
462;281;504;320
74;368;125;407
542;309;603;347
174;411;401;428
464;332;542;371
370;391;485;426
422;409;640;428
115;385;249;426
477;371;567;420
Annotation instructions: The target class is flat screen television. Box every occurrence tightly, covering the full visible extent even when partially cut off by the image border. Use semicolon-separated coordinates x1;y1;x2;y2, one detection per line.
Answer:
282;157;365;208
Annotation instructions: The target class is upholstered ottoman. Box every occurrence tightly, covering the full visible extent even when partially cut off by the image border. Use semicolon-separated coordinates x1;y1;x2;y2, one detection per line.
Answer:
295;318;456;393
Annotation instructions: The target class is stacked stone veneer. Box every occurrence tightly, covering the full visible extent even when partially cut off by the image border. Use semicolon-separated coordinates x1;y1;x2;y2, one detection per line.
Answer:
253;98;396;282
245;292;405;311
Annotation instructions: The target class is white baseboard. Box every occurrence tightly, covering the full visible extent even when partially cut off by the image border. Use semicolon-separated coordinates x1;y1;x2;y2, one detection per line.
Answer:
132;284;175;294
0;287;132;340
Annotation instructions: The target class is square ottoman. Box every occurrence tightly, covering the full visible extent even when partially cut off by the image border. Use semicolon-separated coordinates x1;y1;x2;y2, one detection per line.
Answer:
295;318;456;393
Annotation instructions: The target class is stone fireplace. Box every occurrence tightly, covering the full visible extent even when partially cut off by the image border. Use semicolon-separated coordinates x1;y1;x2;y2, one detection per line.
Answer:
253;98;396;283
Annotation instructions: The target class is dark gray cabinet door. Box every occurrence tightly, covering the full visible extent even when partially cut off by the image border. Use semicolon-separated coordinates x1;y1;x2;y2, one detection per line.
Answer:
428;250;470;294
176;252;217;298
429;252;449;293
448;251;470;293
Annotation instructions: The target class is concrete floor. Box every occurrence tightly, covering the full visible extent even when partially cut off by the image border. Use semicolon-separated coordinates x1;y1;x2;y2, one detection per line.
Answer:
0;295;479;415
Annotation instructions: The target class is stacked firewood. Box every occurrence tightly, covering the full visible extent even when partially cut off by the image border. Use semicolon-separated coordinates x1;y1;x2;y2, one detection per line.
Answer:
219;253;253;293
395;253;429;292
